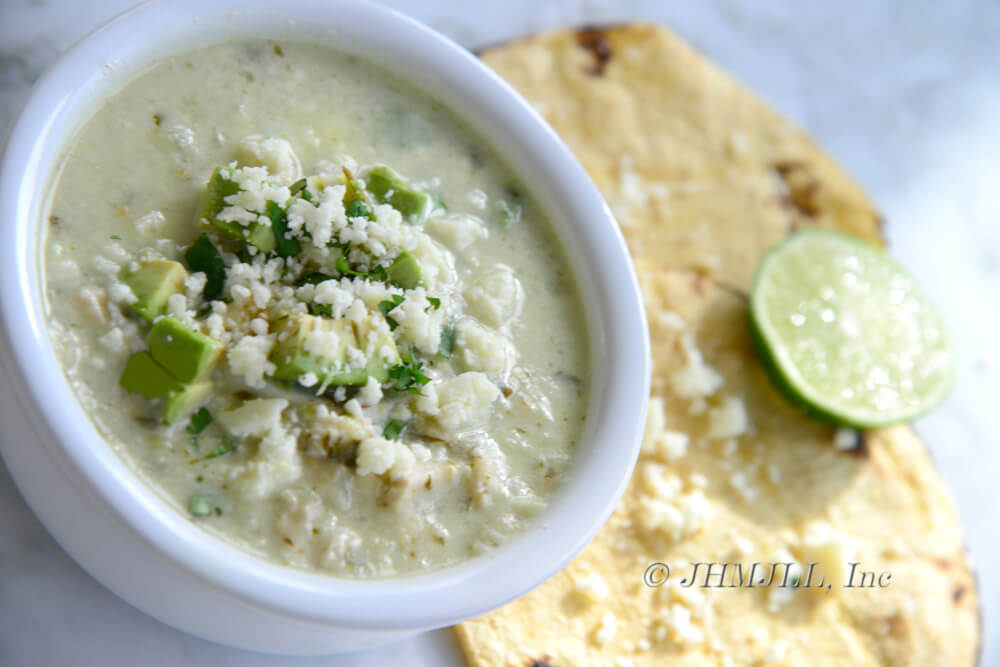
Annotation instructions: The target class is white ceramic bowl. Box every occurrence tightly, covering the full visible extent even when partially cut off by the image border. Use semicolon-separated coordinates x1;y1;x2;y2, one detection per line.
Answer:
0;0;649;654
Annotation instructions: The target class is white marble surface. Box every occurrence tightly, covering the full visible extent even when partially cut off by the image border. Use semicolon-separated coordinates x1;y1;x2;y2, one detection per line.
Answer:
1;0;997;664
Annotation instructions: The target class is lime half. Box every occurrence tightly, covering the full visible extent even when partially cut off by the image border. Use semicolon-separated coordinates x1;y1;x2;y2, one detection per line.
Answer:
749;229;953;428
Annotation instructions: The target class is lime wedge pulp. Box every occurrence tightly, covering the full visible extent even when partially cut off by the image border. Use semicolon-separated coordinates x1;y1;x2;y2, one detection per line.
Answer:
749;229;953;428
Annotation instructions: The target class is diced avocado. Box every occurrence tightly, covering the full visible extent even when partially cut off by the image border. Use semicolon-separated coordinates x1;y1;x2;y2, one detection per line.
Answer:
197;166;277;254
366;165;430;220
120;351;184;399
269;314;356;385
147;317;223;383
123;260;187;322
387;251;423;290
119;352;213;424
163;380;213;425
268;313;400;388
353;313;402;383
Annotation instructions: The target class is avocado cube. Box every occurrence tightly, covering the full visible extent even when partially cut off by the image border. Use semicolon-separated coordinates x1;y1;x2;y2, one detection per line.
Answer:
163;380;213;425
147;317;223;383
366;165;430;221
387;251;423;290
123;260;187;322
119;351;184;399
352;313;402;383
197;166;277;254
269;314;357;385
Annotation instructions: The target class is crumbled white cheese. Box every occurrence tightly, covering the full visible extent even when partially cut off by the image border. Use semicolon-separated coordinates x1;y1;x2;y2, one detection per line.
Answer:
635;484;714;544
466;189;488;210
464;264;523;328
672;333;724;399
166;293;187;319
767;549;804;612
107;281;137;306
642;397;690;460
655;604;704;646
356;437;416;477
97;327;127;354
425;211;488;250
390;288;446;355
575;573;610;602
237;135;302;184
134;210;166;236
799;521;855;591
594;612;617;646
219;398;287;438
415;372;501;438
298;372;319;388
359;377;383;406
707;396;749;439
764;640;789;663
227;334;276;389
240;427;302;499
455;318;512;378
184;272;207;302
729;472;757;503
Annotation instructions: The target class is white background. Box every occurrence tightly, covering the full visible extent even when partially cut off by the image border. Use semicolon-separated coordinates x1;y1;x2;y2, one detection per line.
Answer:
1;1;997;665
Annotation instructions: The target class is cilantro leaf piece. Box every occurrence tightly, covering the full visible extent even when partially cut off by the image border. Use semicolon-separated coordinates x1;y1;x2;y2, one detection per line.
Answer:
184;235;226;300
309;303;334;318
296;271;335;286
378;294;405;317
438;324;455;359
205;437;235;459
383;419;406;440
388;349;431;394
427;297;441;311
266;200;301;258
185;407;213;448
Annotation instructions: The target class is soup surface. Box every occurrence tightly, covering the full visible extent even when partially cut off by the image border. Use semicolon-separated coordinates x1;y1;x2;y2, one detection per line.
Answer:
43;40;589;577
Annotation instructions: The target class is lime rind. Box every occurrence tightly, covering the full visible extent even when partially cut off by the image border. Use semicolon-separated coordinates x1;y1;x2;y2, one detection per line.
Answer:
749;229;954;429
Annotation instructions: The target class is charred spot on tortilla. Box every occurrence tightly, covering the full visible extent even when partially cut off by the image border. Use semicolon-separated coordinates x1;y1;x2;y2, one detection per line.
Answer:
774;161;821;217
575;27;613;76
527;657;560;667
841;430;869;458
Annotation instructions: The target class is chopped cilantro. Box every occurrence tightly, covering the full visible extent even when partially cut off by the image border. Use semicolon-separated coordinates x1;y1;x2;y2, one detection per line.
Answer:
110;234;122;240
378;294;405;315
438;324;456;359
185;407;213;448
388;349;431;394
289;178;308;196
383;419;406;440
266;200;301;257
205;437;235;459
427;297;441;310
296;271;335;286
336;248;388;281
184;235;226;300
309;303;333;318
378;295;405;331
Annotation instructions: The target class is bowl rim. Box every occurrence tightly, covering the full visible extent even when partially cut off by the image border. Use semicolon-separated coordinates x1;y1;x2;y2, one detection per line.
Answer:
0;0;650;630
